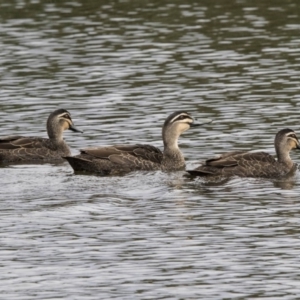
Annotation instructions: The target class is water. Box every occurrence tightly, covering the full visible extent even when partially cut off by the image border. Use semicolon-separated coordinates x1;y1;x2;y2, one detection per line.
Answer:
1;0;300;299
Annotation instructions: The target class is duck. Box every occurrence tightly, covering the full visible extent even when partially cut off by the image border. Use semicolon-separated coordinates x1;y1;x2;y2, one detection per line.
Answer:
187;128;300;178
0;109;82;163
64;111;212;175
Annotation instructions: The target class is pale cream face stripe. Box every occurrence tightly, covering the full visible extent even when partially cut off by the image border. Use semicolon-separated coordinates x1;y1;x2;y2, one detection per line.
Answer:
170;113;193;124
58;112;71;119
58;112;73;129
286;132;296;137
286;132;300;147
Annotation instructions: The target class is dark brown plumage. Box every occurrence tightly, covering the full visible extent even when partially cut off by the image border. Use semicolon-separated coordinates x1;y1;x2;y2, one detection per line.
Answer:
0;109;82;163
187;128;300;178
65;144;164;175
64;111;212;175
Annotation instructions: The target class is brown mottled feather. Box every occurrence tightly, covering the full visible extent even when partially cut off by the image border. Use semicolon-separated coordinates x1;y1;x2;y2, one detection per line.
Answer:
64;111;212;175
188;151;291;178
81;144;162;163
188;129;300;179
0;109;81;163
0;137;43;149
65;144;163;174
0;136;69;162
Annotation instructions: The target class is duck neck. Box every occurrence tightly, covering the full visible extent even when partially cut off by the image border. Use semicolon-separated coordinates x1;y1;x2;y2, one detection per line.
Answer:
276;148;293;168
162;130;185;169
47;124;64;144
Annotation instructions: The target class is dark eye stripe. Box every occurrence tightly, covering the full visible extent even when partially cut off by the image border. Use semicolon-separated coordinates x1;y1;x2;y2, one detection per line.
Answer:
174;115;191;122
63;114;71;119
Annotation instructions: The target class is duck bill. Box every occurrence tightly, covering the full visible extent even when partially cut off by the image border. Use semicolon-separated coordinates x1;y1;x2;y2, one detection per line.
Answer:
69;124;83;133
190;118;212;127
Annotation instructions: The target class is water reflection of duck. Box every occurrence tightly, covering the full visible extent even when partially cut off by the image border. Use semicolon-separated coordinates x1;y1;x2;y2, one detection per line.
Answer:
187;128;300;178
0;109;82;163
64;111;211;175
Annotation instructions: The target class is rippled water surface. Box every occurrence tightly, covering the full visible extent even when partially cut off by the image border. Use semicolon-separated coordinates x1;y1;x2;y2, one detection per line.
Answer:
1;0;300;299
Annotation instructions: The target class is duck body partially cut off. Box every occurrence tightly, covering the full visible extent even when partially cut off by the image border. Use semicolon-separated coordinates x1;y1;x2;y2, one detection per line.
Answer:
0;109;82;163
187;129;300;179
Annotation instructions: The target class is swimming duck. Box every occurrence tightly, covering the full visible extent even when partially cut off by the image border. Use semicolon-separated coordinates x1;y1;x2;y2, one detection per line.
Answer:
64;111;211;175
187;128;300;178
0;109;82;163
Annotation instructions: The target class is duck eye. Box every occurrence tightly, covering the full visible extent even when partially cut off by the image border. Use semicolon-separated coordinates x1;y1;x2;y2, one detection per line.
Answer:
63;114;71;119
177;115;186;120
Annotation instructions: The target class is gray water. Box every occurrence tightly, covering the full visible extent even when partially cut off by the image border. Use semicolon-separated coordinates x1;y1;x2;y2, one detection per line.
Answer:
1;0;300;299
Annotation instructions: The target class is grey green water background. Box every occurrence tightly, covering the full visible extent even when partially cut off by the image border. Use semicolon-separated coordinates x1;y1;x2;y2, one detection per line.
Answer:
1;0;300;299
